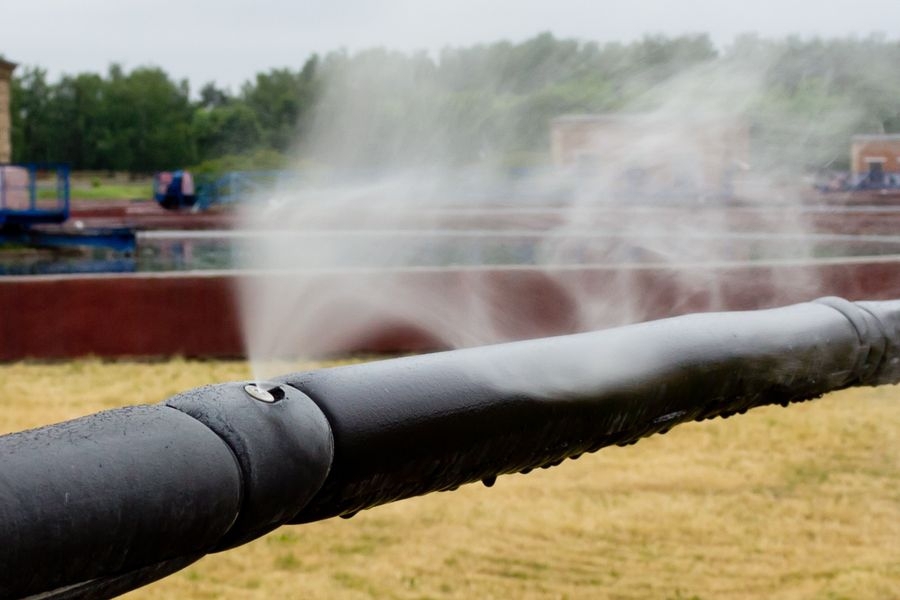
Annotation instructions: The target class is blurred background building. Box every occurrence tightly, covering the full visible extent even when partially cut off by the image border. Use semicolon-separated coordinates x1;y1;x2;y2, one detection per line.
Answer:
0;58;15;163
550;114;749;199
851;134;900;187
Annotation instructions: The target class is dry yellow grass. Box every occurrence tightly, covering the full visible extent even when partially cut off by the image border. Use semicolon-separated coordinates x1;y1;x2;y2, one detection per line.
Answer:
1;359;899;600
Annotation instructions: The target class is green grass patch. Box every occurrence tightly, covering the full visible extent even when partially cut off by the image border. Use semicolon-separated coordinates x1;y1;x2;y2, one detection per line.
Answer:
331;571;372;591
36;182;152;201
274;553;301;571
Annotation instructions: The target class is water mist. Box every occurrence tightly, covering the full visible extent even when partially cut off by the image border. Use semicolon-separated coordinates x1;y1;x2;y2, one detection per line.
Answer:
237;37;878;383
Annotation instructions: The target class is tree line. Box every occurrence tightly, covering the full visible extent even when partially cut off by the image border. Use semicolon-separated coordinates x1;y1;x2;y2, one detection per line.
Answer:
9;33;900;173
10;58;318;173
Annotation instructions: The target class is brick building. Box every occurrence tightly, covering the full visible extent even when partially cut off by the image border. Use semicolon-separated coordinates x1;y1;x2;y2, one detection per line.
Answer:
0;58;16;163
550;114;749;197
851;134;900;185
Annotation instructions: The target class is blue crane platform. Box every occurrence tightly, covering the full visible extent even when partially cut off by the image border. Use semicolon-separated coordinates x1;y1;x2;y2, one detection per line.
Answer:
0;164;135;253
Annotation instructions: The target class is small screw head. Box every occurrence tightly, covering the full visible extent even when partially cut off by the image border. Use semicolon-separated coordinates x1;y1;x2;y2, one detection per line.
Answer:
244;384;276;403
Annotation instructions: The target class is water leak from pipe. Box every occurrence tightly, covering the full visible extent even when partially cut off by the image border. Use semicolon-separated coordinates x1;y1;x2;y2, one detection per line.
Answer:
236;39;874;385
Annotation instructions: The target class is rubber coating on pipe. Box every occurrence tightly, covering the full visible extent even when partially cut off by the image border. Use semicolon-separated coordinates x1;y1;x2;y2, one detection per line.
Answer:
281;299;900;522
0;406;242;599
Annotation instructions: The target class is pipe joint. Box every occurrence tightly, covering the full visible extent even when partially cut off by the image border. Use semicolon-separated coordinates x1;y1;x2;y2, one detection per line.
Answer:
815;296;900;386
166;381;334;550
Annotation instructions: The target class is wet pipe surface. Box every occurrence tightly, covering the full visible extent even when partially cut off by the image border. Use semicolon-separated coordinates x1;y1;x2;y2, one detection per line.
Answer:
1;298;898;598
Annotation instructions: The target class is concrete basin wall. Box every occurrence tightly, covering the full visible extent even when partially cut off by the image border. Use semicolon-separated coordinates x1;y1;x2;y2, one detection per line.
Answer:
2;260;900;361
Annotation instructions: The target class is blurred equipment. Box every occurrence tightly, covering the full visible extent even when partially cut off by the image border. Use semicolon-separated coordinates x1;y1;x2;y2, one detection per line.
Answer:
0;163;134;252
154;170;288;211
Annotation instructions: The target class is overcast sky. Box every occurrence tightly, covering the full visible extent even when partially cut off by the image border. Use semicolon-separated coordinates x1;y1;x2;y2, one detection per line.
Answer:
4;0;900;91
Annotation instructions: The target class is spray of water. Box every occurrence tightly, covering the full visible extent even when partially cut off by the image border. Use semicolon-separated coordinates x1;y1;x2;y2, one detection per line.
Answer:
237;35;881;384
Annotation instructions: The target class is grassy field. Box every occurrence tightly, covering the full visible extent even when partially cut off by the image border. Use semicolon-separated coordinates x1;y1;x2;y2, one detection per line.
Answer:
69;182;152;200
32;173;153;201
1;359;898;599
34;182;152;201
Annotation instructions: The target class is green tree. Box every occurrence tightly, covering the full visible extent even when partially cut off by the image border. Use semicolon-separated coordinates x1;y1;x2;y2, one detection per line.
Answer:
49;73;105;168
198;81;232;109
10;67;54;163
193;102;263;159
9;33;900;175
241;56;319;152
97;65;196;171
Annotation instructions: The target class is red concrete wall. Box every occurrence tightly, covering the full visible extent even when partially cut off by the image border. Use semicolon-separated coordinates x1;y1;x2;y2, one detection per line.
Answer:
3;261;900;361
0;273;243;361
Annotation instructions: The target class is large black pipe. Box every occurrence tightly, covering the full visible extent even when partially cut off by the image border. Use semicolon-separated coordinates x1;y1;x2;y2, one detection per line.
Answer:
1;297;899;598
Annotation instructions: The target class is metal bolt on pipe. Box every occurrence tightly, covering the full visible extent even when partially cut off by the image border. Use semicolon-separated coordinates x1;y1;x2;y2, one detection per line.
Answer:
1;297;899;598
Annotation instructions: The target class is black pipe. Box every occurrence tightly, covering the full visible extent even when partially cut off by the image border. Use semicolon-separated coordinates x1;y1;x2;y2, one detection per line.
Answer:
0;406;241;599
1;297;898;598
281;296;900;522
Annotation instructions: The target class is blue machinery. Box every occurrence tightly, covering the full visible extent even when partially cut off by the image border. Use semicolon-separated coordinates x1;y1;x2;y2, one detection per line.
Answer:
154;170;287;211
0;164;135;253
0;163;69;227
